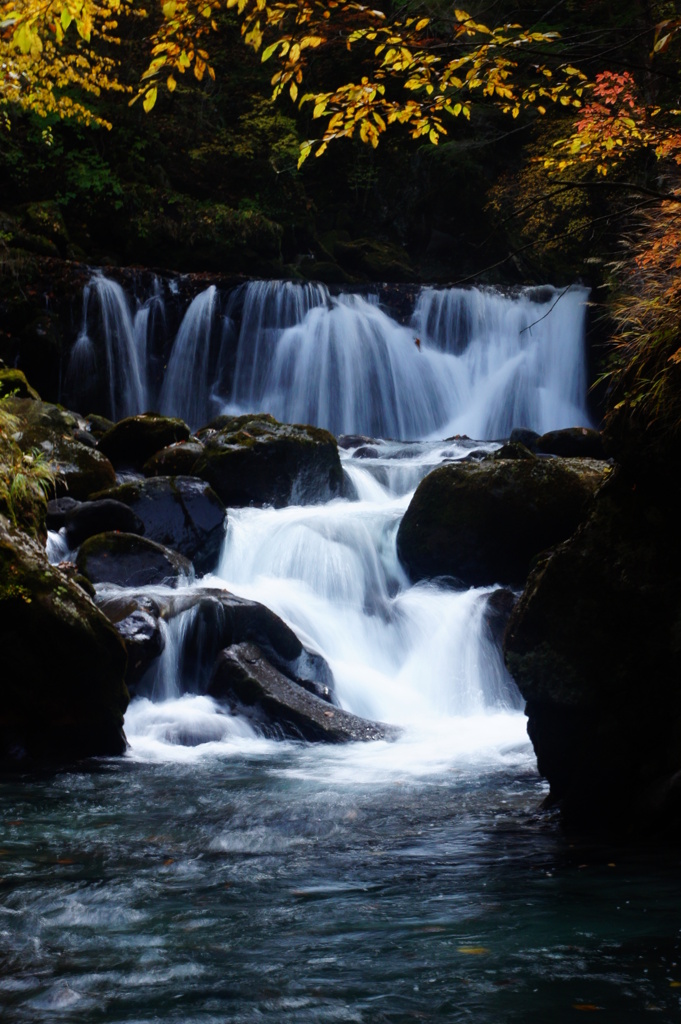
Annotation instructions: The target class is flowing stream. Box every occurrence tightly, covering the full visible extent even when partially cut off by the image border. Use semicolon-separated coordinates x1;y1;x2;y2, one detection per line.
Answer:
5;280;681;1022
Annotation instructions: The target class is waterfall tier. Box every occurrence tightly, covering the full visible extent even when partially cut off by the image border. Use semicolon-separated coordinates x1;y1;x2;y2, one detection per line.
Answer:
65;276;591;439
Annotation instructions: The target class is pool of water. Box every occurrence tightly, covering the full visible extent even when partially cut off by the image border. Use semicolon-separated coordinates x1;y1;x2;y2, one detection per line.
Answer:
1;741;681;1024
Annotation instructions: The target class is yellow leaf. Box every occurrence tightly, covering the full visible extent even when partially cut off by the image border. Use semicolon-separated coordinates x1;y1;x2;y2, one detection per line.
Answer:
167;75;177;92
454;9;471;22
457;946;489;955
429;128;439;144
297;140;312;168
143;87;158;112
290;81;298;101
61;8;72;30
163;0;177;15
415;18;429;31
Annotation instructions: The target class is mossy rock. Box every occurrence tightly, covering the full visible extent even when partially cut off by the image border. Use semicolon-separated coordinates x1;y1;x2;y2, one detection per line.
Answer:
0;514;128;763
397;454;609;587
0;368;40;401
93;476;226;575
143;440;204;477
85;413;115;439
18;429;116;501
192;414;343;508
98;413;192;470
76;531;193;588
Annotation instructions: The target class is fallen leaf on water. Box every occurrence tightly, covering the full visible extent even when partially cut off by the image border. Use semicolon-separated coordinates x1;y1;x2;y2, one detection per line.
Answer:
457;946;489;955
57;858;74;865
669;981;681;987
163;859;174;866
573;1004;603;1011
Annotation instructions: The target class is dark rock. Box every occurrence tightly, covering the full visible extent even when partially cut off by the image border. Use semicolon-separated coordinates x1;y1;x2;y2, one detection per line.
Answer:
493;441;537;461
536;427;606;459
209;642;401;742
20;431;116;501
98;413;192;470
0;368;40;401
0;514;128;763
64;499;145;548
484;588;517;647
353;446;380;459
509;427;540;451
96;593;165;692
143;441;204;477
46;496;81;530
397;456;610;587
338;434;375;449
504;469;681;835
76;532;193;588
73;429;98;449
85;414;115;439
192;414;343;508
94;476;226;574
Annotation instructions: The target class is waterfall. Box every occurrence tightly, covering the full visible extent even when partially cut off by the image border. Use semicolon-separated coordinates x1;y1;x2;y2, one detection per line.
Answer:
67;274;148;420
69;275;591;439
159;286;220;428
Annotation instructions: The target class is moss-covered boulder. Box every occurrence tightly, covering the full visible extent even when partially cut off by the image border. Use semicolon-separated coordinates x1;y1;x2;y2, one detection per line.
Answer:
98;413;191;470
94;476;226;574
504;469;681;835
9;399;116;500
143;440;205;477
0;368;40;401
0;514;128;763
192;413;343;508
76;532;193;588
397;454;609;587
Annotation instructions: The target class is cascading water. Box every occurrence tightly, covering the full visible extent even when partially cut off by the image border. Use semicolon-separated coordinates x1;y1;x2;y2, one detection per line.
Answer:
67;275;591;437
16;277;670;1024
66;274;148;420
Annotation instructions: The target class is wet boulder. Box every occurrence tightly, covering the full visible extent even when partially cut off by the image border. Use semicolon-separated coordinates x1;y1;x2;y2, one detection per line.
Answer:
0;514;128;763
536;427;606;459
96;592;165;692
46;496;81;531
209;642;401;743
64;498;145;548
94;476;226;574
98;413;192;470
192;413;343;508
76;532;193;588
509;427;540;451
397;454;610;587
121;587;336;704
143;440;205;477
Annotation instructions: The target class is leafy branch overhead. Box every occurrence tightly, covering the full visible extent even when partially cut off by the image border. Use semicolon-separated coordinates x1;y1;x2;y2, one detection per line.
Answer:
0;0;680;176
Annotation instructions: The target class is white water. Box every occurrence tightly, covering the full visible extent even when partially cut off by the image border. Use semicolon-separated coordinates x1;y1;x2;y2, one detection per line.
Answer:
124;443;529;779
68;276;591;437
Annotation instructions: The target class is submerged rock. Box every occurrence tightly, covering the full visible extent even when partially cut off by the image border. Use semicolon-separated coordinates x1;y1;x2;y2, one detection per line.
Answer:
96;593;166;691
94;476;226;574
0;514;128;763
98;413;191;470
210;642;400;743
192;413;343;508
76;532;193;588
397;454;609;587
